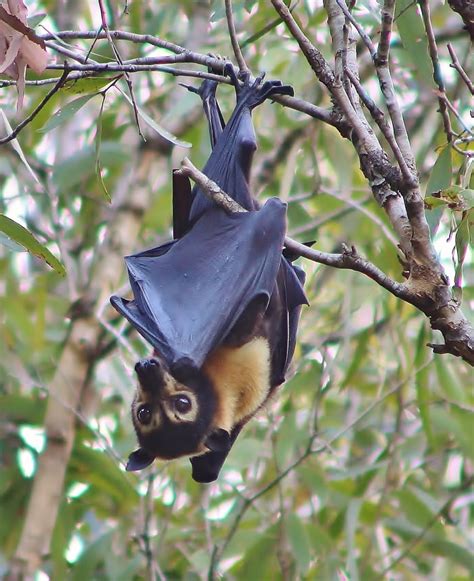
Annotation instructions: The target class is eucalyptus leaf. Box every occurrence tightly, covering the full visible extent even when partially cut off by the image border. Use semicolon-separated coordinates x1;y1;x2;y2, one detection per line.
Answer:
39;94;98;133
0;215;65;275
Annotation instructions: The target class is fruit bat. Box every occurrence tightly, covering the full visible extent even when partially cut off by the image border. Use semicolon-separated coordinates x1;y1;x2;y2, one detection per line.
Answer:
110;66;307;483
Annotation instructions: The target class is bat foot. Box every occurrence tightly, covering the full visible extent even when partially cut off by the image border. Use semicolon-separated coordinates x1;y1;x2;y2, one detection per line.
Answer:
223;63;294;108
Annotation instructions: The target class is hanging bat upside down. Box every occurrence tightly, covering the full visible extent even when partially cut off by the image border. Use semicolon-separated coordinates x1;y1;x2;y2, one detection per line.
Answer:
111;65;308;483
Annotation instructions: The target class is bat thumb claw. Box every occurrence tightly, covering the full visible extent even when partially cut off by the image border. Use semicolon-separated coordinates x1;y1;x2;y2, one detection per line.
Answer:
179;82;199;94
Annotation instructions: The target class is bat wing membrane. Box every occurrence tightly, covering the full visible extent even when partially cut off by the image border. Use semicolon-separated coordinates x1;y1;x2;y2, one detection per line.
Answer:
111;198;287;371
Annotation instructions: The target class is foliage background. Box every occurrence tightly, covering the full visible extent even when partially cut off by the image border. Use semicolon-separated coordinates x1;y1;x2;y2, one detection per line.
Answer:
0;0;472;579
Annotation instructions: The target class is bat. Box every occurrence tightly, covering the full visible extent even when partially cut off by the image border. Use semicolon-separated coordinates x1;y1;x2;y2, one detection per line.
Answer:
110;66;307;482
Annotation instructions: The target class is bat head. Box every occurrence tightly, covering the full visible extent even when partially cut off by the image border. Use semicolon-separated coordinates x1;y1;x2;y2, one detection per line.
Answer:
126;356;230;472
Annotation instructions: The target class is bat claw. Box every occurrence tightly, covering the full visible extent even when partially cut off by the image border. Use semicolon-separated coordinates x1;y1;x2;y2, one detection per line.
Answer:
179;82;200;94
253;71;266;86
224;62;239;85
238;69;251;84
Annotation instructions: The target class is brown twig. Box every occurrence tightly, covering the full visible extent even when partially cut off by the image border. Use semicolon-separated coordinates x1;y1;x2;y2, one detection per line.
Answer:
37;29;338;126
0;68;223;87
419;0;453;142
447;43;474;95
334;0;376;58
0;69;70;145
96;0;144;140
225;0;248;72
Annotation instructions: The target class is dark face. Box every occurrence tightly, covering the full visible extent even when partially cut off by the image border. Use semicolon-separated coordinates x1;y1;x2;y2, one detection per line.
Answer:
131;357;217;460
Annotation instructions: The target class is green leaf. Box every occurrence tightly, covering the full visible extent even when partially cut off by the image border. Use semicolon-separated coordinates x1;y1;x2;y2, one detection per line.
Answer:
70;444;138;509
396;488;444;535
95;94;111;202
233;524;278;578
345;499;361;580
342;328;370;387
64;76;119;95
0;215;65;275
454;210;471;289
435;356;466;405
430;406;474;460
286;514;312;573
0;231;24;251
424;195;449;208
27;12;46;28
38;94;98;133
425;539;474;573
120;90;191;148
425;146;452;234
52;142;130;191
396;0;433;87
425;186;474;212
415;326;434;446
426;146;452;195
0;394;46;424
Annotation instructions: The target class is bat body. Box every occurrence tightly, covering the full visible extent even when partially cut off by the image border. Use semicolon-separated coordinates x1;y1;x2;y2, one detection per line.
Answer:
111;68;307;482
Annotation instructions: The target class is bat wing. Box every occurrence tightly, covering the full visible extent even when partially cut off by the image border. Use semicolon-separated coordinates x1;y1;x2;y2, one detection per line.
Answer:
110;198;287;372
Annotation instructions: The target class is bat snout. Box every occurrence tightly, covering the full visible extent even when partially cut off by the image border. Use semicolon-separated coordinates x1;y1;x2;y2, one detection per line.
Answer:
135;358;165;393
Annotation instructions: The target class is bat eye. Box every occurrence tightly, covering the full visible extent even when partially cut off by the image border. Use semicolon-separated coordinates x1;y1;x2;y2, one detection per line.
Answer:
137;405;152;425
173;395;192;414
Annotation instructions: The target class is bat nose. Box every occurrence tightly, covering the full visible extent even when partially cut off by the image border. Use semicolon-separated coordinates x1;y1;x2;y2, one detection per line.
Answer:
135;358;159;373
135;358;163;390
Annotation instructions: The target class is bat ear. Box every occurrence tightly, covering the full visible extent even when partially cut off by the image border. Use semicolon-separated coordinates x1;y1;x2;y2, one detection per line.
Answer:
204;428;231;452
126;448;154;471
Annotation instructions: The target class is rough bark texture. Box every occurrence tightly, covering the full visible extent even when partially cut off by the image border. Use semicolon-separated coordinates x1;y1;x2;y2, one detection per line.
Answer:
448;0;474;39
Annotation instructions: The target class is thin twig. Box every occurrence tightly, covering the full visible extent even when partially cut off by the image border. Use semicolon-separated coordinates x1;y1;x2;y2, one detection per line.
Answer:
0;69;70;145
37;30;338;126
96;0;144;139
44;39;97;64
334;0;376;58
447;43;474;95
140;472;166;581
225;0;248;72
289;196;370;237
39;29;191;57
0;68;222;87
419;0;453;141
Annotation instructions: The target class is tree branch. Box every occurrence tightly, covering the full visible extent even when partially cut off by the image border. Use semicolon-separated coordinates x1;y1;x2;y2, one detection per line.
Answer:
225;0;248;72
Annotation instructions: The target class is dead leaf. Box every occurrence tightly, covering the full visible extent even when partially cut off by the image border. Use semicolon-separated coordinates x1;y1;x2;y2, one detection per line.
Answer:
0;0;48;110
